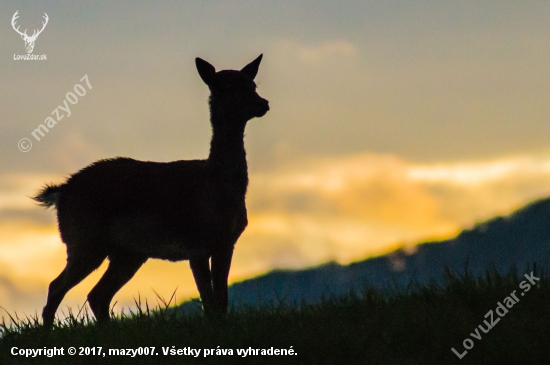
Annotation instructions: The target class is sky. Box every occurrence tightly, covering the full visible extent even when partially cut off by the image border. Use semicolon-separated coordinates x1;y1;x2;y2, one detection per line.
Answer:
1;0;550;320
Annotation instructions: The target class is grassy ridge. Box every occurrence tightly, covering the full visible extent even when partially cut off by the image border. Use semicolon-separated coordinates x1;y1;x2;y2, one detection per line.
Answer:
1;266;549;365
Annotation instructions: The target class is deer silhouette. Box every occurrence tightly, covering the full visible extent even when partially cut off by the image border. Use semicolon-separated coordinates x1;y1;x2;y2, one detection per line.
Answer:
34;55;269;327
11;11;48;54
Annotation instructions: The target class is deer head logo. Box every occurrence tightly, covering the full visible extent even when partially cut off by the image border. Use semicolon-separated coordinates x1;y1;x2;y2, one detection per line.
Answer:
11;11;49;54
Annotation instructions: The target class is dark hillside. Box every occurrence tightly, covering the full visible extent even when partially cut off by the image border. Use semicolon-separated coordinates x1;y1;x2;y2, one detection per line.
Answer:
179;198;550;310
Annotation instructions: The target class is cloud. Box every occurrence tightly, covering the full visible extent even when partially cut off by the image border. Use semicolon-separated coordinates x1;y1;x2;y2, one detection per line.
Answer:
242;153;456;269
0;275;44;321
275;38;358;64
241;152;550;272
0;173;61;226
298;40;357;63
407;156;550;186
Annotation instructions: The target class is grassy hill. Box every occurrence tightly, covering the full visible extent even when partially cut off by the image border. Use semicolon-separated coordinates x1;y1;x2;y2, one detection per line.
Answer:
1;266;549;364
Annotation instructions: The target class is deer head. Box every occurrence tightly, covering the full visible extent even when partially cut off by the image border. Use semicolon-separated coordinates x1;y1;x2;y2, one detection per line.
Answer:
11;11;49;54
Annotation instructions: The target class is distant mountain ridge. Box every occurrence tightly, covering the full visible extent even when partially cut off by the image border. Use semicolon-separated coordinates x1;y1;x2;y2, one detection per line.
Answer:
179;197;550;312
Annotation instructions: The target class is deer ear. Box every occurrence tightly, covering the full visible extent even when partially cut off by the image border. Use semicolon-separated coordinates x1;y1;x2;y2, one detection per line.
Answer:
240;54;263;80
196;58;216;85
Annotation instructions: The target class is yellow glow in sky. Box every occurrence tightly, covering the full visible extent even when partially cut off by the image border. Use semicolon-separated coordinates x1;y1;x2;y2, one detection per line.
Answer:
2;153;550;319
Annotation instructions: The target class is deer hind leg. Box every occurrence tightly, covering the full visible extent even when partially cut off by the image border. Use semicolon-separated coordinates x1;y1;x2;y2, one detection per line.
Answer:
42;249;107;328
211;247;234;315
190;257;215;315
87;253;147;323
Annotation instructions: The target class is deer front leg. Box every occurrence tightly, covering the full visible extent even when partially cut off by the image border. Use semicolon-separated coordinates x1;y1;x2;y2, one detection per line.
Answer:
211;246;234;315
189;257;215;315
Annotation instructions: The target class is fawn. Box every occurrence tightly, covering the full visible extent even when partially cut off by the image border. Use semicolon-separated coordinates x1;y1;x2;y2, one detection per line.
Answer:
34;55;269;327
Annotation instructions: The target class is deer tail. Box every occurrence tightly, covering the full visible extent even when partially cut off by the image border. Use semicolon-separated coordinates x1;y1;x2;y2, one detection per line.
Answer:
33;183;63;208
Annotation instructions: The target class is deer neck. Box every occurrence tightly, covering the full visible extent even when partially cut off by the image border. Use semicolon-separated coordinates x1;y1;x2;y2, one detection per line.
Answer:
207;114;249;197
